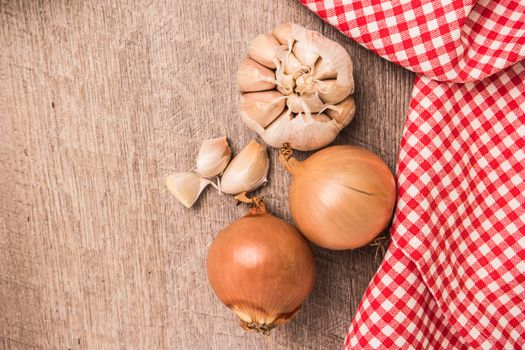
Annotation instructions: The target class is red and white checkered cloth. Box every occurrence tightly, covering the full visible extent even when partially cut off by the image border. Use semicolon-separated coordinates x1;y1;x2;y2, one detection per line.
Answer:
299;0;525;348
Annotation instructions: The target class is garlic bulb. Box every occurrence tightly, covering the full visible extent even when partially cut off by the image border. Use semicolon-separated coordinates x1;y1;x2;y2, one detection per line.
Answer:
220;140;269;195
237;23;356;151
165;172;211;208
196;137;231;178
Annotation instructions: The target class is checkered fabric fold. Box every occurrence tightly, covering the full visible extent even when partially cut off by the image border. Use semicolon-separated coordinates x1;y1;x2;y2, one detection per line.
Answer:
299;0;525;348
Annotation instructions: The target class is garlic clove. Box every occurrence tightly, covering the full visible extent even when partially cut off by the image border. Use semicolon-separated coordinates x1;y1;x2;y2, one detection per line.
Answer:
315;79;353;104
312;113;331;122
272;23;294;46
301;94;325;113
292;40;320;68
286;94;324;114
165;172;211;208
295;74;316;95
288;113;340;151
248;34;280;69
263;109;339;151
262;109;293;149
275;48;303;76
293;24;353;87
276;72;295;95
286;95;305;114
240;91;286;128
325;96;356;125
237;58;276;92
220;140;270;195
196;137;231;178
314;57;337;80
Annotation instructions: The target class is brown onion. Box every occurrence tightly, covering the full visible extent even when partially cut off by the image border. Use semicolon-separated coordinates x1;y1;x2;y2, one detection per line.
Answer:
279;145;396;250
206;195;316;334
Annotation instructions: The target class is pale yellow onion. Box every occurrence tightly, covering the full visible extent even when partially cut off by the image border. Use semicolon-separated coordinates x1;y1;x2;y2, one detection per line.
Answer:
207;197;316;334
248;33;280;69
240;91;286;128
237;58;276;92
279;145;396;249
165;172;211;208
195;137;231;178
220;140;269;195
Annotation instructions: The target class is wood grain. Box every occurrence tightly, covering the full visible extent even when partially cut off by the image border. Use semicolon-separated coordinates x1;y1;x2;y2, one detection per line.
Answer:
0;0;414;349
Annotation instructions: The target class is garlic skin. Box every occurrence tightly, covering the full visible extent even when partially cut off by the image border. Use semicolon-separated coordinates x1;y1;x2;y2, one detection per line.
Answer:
195;137;231;178
220;140;269;195
238;23;356;151
165;172;211;208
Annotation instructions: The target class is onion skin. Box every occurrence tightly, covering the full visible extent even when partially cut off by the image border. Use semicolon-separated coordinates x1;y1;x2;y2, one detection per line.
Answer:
280;145;396;250
206;201;316;334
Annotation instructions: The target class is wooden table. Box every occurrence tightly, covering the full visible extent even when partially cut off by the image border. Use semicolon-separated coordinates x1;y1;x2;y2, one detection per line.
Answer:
0;1;414;349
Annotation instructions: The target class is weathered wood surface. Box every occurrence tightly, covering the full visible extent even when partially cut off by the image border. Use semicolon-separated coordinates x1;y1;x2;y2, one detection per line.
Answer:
0;0;414;349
